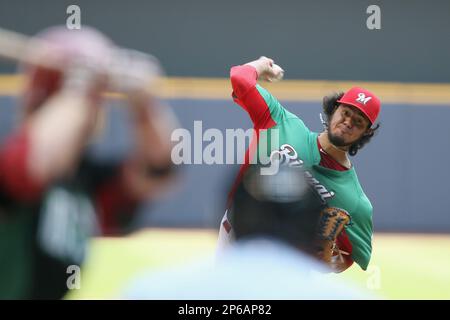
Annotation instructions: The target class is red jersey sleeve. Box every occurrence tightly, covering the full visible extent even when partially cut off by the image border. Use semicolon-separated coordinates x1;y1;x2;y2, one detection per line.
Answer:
0;128;45;203
230;65;276;129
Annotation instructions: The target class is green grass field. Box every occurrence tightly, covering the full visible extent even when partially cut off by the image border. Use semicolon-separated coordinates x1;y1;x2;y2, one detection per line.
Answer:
66;229;450;300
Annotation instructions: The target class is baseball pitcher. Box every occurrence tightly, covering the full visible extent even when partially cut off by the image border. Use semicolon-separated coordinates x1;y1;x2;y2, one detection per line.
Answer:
217;56;381;273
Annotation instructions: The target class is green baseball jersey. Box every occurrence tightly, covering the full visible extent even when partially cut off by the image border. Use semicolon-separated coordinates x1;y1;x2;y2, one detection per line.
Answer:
256;85;373;269
230;64;373;270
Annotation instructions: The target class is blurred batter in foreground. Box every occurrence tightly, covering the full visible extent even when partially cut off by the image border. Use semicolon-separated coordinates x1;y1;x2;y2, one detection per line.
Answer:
0;26;176;299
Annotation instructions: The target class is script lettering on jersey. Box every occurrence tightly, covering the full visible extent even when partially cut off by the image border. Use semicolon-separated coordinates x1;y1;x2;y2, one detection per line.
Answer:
261;144;334;203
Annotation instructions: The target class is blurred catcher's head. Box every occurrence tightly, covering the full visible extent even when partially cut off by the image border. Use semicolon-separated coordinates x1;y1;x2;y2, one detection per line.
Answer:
20;26;115;115
229;164;326;253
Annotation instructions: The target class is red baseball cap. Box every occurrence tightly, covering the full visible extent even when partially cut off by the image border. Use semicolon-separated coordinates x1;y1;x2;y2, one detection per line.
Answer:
337;87;381;124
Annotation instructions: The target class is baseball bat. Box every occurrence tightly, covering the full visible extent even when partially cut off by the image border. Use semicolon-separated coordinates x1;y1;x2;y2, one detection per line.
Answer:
0;27;163;96
0;27;63;70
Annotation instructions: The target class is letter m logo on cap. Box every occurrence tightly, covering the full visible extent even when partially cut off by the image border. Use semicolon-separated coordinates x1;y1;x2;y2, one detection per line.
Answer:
356;93;372;105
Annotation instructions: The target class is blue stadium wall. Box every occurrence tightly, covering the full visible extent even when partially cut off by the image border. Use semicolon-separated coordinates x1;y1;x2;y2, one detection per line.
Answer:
1;93;449;232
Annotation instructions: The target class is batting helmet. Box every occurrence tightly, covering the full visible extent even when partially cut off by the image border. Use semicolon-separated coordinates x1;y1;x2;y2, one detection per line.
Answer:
20;26;115;115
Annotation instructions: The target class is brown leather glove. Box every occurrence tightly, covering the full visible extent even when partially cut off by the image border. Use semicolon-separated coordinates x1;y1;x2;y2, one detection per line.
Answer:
315;207;352;271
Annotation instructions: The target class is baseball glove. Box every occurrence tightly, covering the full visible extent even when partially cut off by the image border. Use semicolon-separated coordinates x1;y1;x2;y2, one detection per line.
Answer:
315;207;351;271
